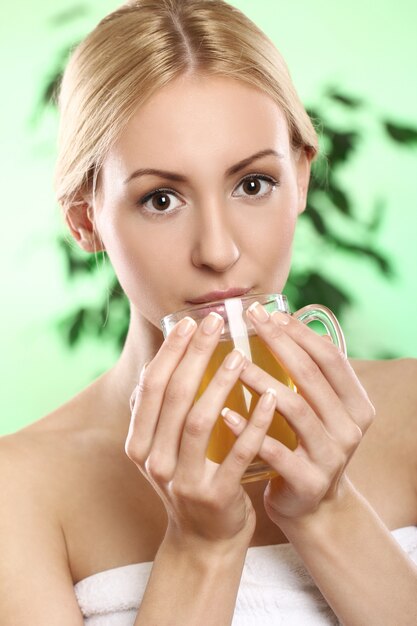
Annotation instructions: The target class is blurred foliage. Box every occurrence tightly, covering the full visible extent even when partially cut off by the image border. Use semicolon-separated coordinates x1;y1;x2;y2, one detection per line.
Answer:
36;8;417;356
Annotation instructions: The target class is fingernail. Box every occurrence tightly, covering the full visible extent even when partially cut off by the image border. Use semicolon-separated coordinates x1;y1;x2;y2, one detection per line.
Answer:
202;312;223;335
271;311;290;326
261;387;277;410
221;407;241;425
177;316;197;336
224;348;245;370
247;301;269;323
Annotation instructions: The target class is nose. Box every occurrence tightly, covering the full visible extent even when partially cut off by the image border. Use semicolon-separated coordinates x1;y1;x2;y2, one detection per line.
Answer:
191;201;240;272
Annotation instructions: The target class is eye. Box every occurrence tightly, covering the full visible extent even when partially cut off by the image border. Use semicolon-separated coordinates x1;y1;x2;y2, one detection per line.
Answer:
138;188;184;216
232;174;278;200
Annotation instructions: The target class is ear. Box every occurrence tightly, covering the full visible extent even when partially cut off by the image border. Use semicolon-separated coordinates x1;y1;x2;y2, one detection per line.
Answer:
295;147;313;215
65;199;105;253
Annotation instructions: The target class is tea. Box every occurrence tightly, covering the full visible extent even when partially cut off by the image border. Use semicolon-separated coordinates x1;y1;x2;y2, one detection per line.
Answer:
194;333;298;482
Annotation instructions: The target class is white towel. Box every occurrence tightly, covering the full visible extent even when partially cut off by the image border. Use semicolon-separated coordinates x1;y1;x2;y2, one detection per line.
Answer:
74;525;417;625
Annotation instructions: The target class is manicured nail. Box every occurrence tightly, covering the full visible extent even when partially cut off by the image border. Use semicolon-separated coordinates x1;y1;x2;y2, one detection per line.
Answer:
224;349;245;370
247;301;269;323
221;407;241;425
271;311;290;326
202;312;223;335
177;316;197;336
261;387;277;410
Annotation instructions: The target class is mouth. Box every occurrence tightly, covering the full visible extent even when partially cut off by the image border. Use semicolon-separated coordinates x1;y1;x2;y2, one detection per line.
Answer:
186;286;252;304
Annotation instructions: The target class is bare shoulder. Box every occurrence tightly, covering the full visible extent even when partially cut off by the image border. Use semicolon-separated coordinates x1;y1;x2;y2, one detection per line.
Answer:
348;355;417;452
2;381;124;500
348;356;417;407
0;401;87;537
0;423;85;622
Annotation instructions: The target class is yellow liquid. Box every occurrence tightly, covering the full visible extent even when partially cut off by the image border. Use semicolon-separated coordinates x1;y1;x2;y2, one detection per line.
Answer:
194;334;298;483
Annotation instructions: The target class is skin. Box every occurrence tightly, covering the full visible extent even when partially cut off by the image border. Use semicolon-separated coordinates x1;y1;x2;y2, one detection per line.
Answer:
67;73;311;428
2;72;415;626
66;73;375;547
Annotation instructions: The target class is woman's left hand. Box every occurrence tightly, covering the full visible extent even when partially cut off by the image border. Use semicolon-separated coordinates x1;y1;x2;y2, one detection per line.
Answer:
222;302;376;527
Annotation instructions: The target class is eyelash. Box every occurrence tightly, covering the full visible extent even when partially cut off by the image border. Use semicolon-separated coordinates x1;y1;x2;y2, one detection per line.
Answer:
136;173;279;219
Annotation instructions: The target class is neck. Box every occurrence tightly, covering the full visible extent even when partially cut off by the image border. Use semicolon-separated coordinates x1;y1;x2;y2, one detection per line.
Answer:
98;306;164;437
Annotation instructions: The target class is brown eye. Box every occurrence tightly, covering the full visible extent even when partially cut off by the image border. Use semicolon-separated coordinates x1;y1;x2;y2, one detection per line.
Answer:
233;174;278;200
242;177;261;195
138;187;184;217
151;192;171;211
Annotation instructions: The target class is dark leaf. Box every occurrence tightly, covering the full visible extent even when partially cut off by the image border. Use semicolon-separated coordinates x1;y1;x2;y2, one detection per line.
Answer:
68;309;85;346
383;121;417;145
305;106;320;120
325;87;364;109
117;322;129;350
367;199;386;233
310;154;329;189
31;43;81;125
68;254;91;276
108;278;127;301
327;183;352;216
58;237;92;277
42;72;62;107
329;237;395;277
375;350;402;360
303;204;329;236
85;251;107;273
326;129;359;167
286;271;352;319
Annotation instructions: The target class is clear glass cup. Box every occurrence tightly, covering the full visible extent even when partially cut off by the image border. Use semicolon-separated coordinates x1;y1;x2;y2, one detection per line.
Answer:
160;293;347;483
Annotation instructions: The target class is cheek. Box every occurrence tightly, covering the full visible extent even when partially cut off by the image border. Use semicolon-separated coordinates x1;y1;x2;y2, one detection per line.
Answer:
248;193;297;252
97;214;177;303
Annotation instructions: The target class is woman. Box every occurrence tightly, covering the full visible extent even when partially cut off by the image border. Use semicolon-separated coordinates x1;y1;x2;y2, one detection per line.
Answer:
1;0;416;624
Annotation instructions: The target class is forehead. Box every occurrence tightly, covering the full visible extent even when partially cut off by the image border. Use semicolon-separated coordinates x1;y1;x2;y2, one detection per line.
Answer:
105;75;291;176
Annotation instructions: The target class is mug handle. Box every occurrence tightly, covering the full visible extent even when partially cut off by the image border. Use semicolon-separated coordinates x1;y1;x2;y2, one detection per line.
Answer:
292;304;347;357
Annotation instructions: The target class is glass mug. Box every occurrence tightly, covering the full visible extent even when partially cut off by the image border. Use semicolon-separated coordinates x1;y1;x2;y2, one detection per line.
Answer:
160;293;347;484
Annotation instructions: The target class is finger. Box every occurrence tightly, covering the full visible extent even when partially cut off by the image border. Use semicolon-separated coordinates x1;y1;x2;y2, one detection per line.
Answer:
215;388;278;485
321;334;333;343
175;348;248;480
237;361;346;464
269;310;374;431
246;304;372;436
148;312;227;481
220;406;312;491
125;316;198;465
129;385;139;412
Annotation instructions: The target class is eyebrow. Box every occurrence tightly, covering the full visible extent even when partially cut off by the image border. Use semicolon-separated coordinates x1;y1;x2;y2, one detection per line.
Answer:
123;149;284;185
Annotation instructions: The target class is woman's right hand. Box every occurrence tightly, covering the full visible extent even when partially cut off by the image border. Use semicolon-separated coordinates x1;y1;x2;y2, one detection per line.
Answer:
125;312;276;553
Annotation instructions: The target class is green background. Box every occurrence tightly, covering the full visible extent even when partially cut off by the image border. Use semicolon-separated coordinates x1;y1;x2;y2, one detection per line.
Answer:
1;0;416;436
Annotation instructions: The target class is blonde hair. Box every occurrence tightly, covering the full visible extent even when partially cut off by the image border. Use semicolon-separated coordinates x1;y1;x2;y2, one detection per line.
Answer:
55;0;319;213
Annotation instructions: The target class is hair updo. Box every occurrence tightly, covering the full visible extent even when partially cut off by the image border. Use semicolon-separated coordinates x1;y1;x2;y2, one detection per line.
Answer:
55;0;318;213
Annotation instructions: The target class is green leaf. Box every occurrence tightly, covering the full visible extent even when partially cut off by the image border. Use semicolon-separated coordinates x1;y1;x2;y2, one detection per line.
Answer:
108;278;127;301
68;308;85;346
329;237;395;277
304;205;328;235
286;271;352;319
327;183;352;216
367;199;386;233
383;121;417;144
325;88;364;109
326;129;359;167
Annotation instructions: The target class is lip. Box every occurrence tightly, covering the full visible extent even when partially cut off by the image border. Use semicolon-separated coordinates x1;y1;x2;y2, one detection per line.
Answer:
186;287;252;304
